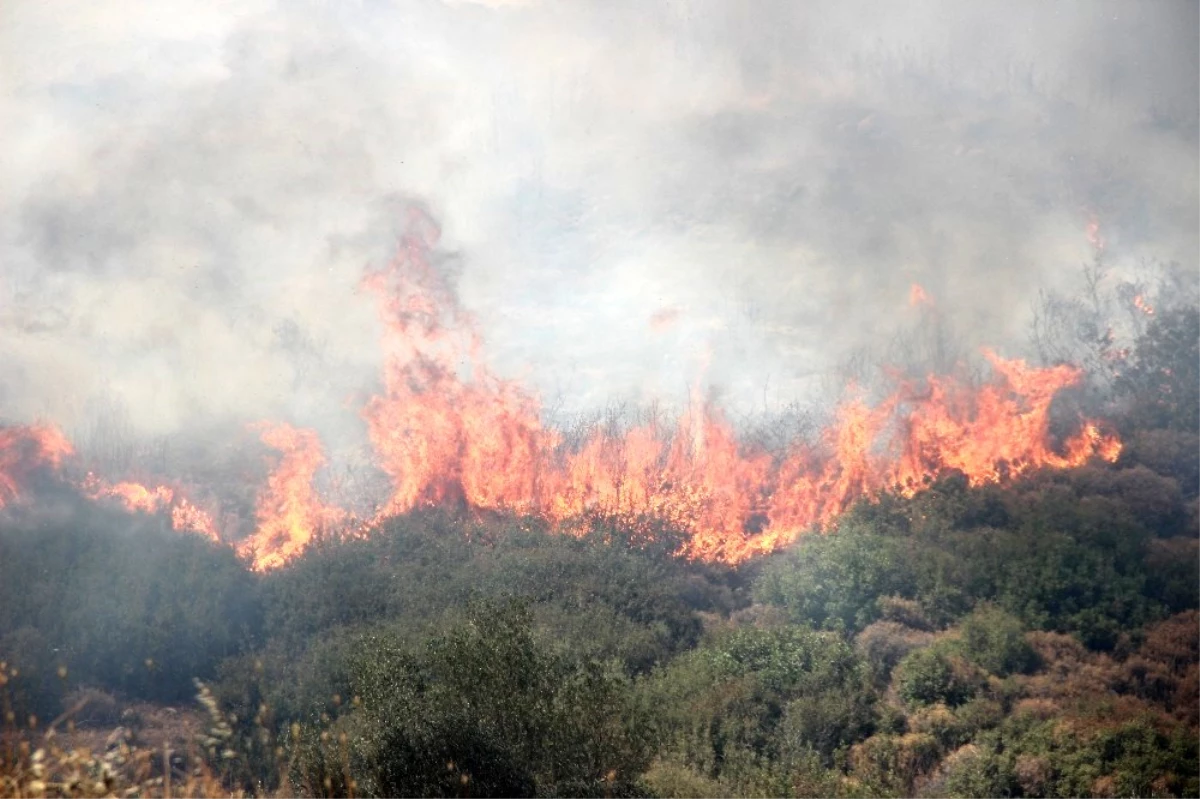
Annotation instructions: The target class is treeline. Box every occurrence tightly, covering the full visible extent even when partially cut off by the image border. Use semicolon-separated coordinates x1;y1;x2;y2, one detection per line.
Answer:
1;307;1197;797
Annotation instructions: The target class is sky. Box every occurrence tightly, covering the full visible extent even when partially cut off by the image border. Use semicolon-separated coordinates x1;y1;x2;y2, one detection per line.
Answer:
0;0;1196;452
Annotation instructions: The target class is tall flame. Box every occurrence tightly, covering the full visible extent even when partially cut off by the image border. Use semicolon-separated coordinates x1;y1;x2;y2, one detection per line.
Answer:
360;213;555;520
237;422;349;571
346;212;1121;566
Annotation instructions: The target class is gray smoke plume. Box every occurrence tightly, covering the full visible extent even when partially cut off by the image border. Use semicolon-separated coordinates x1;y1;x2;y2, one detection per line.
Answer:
1;0;1195;460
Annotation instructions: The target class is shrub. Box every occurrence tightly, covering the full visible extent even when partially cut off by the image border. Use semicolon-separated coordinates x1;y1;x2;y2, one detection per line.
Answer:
752;523;916;632
855;620;935;685
294;599;655;797
893;647;978;709
958;604;1038;676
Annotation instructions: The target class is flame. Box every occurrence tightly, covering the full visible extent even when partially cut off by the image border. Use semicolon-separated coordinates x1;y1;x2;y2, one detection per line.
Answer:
0;213;1126;571
909;283;934;308
82;475;220;542
1133;294;1155;316
0;424;74;507
237;422;349;571
344;213;1123;567
360;213;555;520
85;478;175;513
170;499;221;542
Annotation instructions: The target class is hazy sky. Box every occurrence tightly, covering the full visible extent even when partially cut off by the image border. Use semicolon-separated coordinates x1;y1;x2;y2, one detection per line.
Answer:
1;0;1196;444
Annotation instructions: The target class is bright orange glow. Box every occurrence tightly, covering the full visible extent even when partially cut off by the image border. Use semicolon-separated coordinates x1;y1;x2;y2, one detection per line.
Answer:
360;211;555;521
0;424;74;507
344;212;1123;567
84;477;175;513
237;422;349;571
82;474;220;542
170;498;221;543
0;215;1126;570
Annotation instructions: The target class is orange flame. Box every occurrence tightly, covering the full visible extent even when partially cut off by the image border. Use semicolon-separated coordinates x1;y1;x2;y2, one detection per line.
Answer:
360;213;554;520
0;424;74;507
909;284;934;308
237;422;349;571
335;213;1124;567
1133;294;1155;316
82;475;220;542
85;478;175;513
0;215;1127;571
170;498;221;542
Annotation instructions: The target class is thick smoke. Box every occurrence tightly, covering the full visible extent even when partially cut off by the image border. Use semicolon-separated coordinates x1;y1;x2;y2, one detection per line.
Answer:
1;0;1195;460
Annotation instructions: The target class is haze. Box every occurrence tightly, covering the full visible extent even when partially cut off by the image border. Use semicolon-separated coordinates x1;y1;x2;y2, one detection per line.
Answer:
1;0;1196;451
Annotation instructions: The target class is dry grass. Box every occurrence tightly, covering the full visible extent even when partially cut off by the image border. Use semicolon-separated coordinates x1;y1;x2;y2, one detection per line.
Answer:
0;678;292;798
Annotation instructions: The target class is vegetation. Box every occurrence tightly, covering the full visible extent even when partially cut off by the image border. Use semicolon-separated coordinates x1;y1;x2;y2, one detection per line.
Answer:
2;292;1197;796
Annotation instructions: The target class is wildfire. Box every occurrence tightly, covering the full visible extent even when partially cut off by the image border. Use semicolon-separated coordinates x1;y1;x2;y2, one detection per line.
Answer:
345;211;1122;566
0;210;1127;571
360;212;554;521
82;475;220;542
84;477;175;514
1133;294;1155;316
237;422;349;571
0;424;74;507
170;499;221;542
909;283;934;308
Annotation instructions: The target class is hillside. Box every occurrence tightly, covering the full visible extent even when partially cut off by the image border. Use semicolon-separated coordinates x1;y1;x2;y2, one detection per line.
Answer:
2;304;1197;798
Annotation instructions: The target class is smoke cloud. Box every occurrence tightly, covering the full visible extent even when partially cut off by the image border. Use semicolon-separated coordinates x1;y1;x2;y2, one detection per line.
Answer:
1;0;1196;451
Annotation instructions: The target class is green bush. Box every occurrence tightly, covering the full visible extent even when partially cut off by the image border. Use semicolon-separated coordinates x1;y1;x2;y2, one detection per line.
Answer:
291;599;655;797
643;624;877;780
893;647;977;709
958;604;1038;676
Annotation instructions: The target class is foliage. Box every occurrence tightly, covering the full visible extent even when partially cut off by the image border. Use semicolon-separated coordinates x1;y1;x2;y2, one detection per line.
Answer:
290;600;655;797
893;647;978;709
0;500;260;713
753;459;1194;647
0;286;1196;796
1114;306;1200;435
958;604;1039;677
642;622;877;793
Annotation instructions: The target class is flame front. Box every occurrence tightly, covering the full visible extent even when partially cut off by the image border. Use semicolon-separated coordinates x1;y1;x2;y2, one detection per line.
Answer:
0;215;1125;570
360;215;554;520
348;213;1122;566
82;475;220;542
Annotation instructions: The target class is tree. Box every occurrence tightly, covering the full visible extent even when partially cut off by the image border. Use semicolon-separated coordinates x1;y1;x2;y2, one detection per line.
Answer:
1115;306;1200;435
